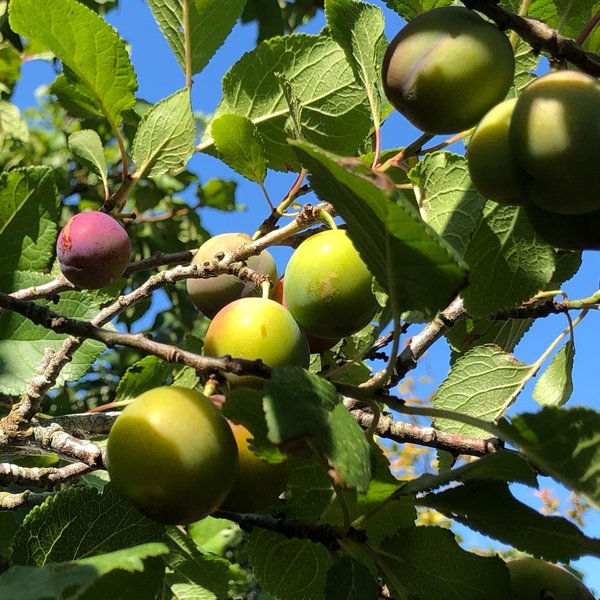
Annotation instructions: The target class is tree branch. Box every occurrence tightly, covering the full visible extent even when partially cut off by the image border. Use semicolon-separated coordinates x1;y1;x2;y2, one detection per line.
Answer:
0;461;94;487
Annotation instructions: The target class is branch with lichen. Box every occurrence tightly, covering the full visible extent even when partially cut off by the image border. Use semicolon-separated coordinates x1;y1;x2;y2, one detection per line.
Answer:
0;461;95;488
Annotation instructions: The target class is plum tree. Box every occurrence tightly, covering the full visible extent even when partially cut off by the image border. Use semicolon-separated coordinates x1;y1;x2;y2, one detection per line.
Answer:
283;229;378;340
56;210;131;289
507;557;595;600
220;421;289;513
381;6;514;134
106;386;238;525
186;232;277;318
467;99;530;205
510;70;600;214
203;297;310;387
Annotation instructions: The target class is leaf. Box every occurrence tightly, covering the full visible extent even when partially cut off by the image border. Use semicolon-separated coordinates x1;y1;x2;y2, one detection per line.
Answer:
0;101;29;145
147;0;246;76
292;141;467;316
383;0;452;21
132;88;196;179
247;529;333;600
49;72;104;121
205;33;372;171
417;481;600;561
433;344;532;439
211;114;267;184
197;178;238;211
380;527;511;600
115;355;174;404
532;339;575;407
498;407;600;512
528;0;600;40
409;152;486;257
325;556;378;600
462;204;556;318
10;485;164;566
68;130;108;193
325;0;388;131
0;167;59;278
9;0;136;127
187;517;242;556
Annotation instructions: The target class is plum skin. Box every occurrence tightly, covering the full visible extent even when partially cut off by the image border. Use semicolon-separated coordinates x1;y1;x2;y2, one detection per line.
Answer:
56;210;131;289
186;232;277;319
510;71;600;215
220;422;289;513
283;229;378;340
382;6;514;134
106;386;239;525
203;297;310;387
507;557;594;600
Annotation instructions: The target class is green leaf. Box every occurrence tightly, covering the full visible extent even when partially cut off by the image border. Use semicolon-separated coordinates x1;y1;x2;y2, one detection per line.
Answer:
528;0;600;40
49;72;104;121
247;529;333;600
532;339;575;407
9;0;136;127
115;355;174;404
383;0;452;21
197;178;238;211
10;485;164;566
417;481;600;561
147;0;246;76
0;42;21;87
68;130;108;193
433;345;532;439
187;516;242;556
163;527;230;600
211;114;267;184
409;152;486;257
291;141;467;316
462;204;556;317
205;34;372;171
325;0;388;132
325;556;378;600
0;167;59;277
0;101;29;145
498;407;600;511
380;527;511;600
132;88;196;179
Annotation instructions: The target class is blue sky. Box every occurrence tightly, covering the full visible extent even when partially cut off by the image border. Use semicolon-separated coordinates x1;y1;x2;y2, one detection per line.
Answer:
12;0;600;592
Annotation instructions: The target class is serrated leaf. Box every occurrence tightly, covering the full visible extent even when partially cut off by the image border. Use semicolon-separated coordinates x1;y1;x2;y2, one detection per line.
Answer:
410;152;486;257
433;345;531;439
532;339;575;407
115;356;174;404
247;529;333;600
211;114;267;184
147;0;245;76
528;0;600;40
325;556;378;600
264;366;371;491
292;141;467;316
205;34;372;171
132;88;196;179
380;527;511;600
325;0;388;132
418;481;600;561
9;0;136;127
463;204;556;317
10;485;164;566
498;407;600;511
0;167;59;277
68;130;108;193
49;72;105;121
282;457;334;520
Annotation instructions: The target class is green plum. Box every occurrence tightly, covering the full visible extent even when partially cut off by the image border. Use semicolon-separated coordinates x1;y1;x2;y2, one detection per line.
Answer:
106;386;239;525
507;557;594;600
510;71;600;214
186;232;277;318
467;98;530;205
382;6;514;134
203;297;310;387
283;229;378;340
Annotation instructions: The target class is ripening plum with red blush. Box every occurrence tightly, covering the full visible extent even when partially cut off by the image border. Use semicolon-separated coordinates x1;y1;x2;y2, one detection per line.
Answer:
56;211;131;289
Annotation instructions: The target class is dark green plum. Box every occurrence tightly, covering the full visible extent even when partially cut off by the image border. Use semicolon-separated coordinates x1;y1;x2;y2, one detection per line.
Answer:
56;211;131;289
510;71;600;215
382;6;514;134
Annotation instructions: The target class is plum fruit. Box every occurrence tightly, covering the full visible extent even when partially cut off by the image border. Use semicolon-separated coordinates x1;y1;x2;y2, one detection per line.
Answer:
106;386;239;525
382;6;514;134
186;232;277;319
283;229;378;340
56;210;131;289
510;70;600;214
